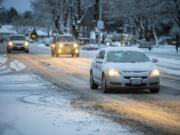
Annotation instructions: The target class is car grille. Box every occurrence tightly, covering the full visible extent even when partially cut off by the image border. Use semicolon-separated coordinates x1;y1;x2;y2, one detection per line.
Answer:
124;76;148;79
15;44;23;46
125;83;147;86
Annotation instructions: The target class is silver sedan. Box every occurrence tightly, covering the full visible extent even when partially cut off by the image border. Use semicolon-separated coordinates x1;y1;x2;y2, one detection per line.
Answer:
90;47;160;93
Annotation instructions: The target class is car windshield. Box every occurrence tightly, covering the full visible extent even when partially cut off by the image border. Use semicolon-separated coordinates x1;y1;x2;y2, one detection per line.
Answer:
58;36;74;42
107;51;150;63
10;36;25;40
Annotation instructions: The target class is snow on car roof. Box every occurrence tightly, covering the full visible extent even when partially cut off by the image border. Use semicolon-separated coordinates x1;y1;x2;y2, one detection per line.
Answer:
102;47;144;53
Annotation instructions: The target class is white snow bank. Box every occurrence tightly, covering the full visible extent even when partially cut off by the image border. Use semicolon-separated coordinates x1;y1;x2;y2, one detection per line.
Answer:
143;45;180;54
159;67;180;76
0;55;7;65
0;25;17;34
81;44;99;50
80;50;98;58
81;43;105;50
10;60;26;71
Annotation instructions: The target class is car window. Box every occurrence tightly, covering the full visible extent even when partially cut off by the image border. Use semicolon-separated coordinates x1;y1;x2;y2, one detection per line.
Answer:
57;36;74;42
10;36;25;40
107;51;150;63
98;50;105;60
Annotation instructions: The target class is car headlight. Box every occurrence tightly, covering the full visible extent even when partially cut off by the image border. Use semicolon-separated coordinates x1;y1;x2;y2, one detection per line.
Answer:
122;43;125;46
51;44;55;48
150;69;160;77
73;43;78;48
59;43;64;48
8;41;13;46
106;42;110;46
75;49;79;53
108;69;121;77
24;41;29;46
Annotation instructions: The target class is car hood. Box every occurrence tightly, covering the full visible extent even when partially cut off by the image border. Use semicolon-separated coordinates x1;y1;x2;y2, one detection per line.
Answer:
12;40;26;44
104;62;156;72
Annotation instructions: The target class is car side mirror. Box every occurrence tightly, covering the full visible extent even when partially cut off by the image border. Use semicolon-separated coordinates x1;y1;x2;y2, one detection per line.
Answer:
96;59;103;63
152;58;158;63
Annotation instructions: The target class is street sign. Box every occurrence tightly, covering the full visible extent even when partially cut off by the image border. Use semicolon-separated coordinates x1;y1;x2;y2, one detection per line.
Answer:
97;21;104;30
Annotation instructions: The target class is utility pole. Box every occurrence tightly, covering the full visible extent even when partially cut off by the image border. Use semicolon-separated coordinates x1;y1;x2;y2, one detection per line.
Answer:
99;0;102;21
97;0;103;45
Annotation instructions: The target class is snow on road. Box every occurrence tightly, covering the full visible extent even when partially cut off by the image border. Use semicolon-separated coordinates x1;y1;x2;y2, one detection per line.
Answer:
35;43;180;78
0;55;26;74
0;55;7;65
10;60;26;71
0;55;11;75
0;73;140;135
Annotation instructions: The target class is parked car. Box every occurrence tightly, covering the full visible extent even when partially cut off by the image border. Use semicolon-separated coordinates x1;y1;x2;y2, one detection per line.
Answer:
7;34;29;53
90;47;160;93
103;37;112;46
51;35;80;57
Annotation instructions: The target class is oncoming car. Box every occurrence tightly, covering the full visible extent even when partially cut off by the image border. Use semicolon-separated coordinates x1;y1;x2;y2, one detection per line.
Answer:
7;35;29;53
51;35;80;57
90;47;160;93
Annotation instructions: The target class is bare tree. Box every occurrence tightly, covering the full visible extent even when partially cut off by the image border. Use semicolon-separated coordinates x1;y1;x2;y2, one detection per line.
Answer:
164;0;180;27
32;0;94;35
0;0;3;5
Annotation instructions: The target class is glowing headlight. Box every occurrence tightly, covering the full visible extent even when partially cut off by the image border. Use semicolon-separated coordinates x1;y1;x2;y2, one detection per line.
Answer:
108;69;121;77
73;43;78;48
150;69;160;77
8;41;13;46
122;43;125;46
106;42;110;46
59;43;64;48
24;41;29;46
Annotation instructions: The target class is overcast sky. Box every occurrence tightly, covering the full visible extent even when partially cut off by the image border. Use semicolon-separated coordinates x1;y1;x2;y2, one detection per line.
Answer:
3;0;34;13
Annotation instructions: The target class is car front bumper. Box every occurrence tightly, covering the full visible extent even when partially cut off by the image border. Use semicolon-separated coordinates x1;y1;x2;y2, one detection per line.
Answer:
106;75;160;90
56;47;79;55
7;45;28;51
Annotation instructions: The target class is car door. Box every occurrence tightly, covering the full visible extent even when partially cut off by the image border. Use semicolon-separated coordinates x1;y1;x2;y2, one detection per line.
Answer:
92;52;100;81
96;50;105;82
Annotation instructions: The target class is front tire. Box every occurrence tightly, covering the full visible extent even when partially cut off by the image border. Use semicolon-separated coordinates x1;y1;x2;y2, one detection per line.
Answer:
76;53;79;57
7;48;11;53
25;49;29;53
90;71;98;89
51;49;55;57
102;75;110;93
150;88;160;93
